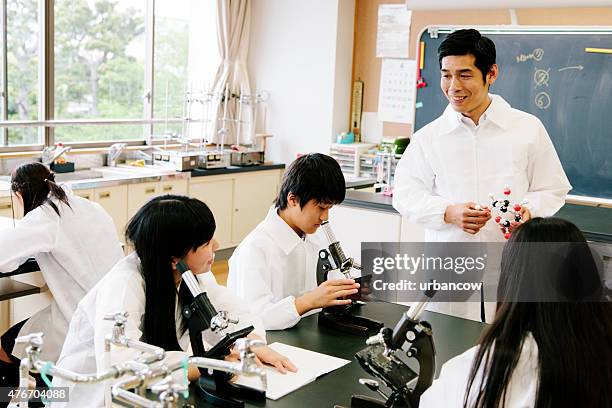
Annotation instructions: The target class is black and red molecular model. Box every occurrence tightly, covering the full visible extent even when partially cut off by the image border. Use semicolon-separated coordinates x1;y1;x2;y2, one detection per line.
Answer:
488;185;528;240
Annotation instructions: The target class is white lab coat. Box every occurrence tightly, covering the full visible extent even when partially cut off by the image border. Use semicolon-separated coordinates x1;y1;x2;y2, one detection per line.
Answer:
227;206;324;330
52;252;265;408
420;333;539;407
0;186;123;362
393;95;571;321
393;94;571;243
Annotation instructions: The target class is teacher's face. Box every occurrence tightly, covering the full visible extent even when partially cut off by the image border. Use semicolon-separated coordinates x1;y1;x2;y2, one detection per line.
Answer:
440;54;497;120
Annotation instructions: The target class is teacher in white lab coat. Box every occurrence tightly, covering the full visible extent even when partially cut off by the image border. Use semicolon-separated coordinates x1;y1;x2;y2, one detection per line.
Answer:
0;162;123;390
392;29;571;321
53;195;295;407
419;217;611;408
393;29;571;242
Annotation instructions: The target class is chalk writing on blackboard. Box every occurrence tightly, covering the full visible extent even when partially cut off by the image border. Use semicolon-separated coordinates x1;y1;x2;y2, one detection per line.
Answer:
535;92;551;110
516;48;544;63
534;68;550;87
558;65;584;72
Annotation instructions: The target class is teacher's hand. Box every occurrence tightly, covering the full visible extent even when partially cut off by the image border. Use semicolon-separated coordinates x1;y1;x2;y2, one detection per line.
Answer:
445;202;491;235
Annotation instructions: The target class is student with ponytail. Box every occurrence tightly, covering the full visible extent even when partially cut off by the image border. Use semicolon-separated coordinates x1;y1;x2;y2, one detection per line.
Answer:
0;162;123;393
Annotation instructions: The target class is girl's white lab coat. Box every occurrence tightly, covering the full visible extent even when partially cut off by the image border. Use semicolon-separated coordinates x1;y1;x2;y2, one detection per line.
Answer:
420;333;539;407
53;252;266;408
0;187;123;362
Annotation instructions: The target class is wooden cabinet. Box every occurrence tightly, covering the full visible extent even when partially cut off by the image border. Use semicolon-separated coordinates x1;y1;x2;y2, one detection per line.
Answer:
189;176;235;249
189;169;282;249
0;197;14;218
127;179;189;220
126;182;159;219
73;189;94;201
159;179;188;196
94;185;128;241
232;170;280;244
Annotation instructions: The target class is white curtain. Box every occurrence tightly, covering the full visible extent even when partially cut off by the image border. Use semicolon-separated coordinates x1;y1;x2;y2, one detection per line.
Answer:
209;0;253;145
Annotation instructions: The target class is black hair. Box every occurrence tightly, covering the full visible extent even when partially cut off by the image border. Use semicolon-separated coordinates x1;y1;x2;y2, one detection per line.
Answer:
125;195;216;351
11;161;71;217
275;153;345;210
464;217;612;408
438;29;496;84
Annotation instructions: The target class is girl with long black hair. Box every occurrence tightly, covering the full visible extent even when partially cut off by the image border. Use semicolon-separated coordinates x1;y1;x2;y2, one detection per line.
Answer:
420;217;612;407
53;195;295;407
0;162;123;391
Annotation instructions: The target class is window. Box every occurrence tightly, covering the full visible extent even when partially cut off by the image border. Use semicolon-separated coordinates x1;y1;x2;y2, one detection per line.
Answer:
152;0;219;141
54;0;146;142
5;0;40;146
0;0;218;148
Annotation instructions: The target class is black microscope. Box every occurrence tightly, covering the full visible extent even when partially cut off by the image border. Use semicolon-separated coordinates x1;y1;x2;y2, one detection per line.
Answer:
316;220;383;335
350;288;437;408
177;261;265;408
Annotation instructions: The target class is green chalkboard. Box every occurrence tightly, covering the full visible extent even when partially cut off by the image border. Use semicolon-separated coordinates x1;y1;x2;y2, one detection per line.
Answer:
415;27;612;200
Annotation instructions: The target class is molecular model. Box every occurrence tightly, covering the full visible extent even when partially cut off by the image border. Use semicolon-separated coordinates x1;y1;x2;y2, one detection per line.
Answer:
488;185;528;240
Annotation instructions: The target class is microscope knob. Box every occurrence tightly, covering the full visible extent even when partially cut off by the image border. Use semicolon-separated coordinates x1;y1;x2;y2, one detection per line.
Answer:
406;330;416;341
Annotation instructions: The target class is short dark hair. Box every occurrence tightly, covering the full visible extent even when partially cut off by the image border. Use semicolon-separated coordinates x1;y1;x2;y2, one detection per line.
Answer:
275;153;345;210
438;28;496;84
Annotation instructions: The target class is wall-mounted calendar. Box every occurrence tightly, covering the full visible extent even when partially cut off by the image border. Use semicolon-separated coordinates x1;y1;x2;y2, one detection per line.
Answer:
377;58;416;124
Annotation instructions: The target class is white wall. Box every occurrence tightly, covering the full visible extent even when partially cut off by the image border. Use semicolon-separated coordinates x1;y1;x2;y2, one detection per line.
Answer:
248;0;355;165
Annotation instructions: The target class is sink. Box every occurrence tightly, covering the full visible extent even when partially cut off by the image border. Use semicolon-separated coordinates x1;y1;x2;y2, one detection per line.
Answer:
107;164;177;175
0;170;119;185
54;170;106;182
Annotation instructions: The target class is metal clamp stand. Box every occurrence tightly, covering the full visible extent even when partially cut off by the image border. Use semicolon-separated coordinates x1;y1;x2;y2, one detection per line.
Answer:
316;221;383;336
350;292;436;408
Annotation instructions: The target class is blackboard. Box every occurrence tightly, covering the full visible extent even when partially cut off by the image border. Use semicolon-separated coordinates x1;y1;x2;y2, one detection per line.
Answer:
415;28;612;200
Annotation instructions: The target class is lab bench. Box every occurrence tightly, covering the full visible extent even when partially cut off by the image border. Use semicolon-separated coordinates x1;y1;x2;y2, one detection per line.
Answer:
182;300;485;407
0;259;42;301
190;162;286;177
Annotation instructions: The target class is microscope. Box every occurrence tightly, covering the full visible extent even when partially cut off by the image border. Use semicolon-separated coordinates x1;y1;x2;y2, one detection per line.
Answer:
178;261;265;408
316;221;383;335
350;288;436;408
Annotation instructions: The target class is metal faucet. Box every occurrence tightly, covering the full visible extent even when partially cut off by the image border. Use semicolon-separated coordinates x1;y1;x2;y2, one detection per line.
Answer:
41;145;72;167
108;143;127;167
234;338;267;389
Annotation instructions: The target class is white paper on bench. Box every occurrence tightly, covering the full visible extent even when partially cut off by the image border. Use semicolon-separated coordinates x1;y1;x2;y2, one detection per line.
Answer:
233;342;351;400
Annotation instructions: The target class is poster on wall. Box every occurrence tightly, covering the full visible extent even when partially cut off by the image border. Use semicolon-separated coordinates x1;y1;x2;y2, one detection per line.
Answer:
377;58;417;124
376;4;412;58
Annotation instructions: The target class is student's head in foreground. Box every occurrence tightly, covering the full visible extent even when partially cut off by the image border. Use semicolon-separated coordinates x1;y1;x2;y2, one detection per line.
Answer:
464;217;611;408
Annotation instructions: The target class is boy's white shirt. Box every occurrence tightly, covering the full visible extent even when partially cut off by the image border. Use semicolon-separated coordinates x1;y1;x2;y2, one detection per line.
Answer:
227;206;326;330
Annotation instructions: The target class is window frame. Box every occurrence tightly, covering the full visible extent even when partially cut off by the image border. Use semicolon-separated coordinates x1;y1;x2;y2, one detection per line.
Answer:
0;0;191;152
